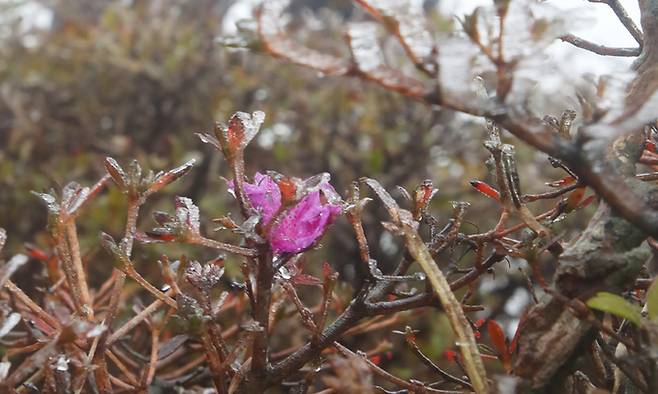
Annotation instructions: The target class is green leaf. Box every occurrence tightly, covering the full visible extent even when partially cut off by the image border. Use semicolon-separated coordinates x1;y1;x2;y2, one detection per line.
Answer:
646;279;658;322
586;292;642;326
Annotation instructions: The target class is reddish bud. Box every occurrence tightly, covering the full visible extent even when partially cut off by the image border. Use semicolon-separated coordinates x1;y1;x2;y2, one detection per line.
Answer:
469;180;500;201
143;230;177;242
412;179;438;220
443;349;457;362
25;244;49;261
546;176;576;188
276;177;298;204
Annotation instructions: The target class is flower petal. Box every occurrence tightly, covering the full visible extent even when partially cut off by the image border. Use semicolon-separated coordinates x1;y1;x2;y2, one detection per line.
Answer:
229;172;282;224
269;190;341;253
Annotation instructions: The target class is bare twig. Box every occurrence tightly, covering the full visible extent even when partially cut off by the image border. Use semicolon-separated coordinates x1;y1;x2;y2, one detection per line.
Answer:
560;34;640;57
589;0;643;46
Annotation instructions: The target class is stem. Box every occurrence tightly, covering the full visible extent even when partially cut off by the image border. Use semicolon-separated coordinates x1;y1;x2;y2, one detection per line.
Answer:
107;289;175;345
122;264;177;308
93;197;140;393
5;280;60;329
247;250;274;391
65;220;94;320
402;224;489;393
142;327;160;390
188;234;258;257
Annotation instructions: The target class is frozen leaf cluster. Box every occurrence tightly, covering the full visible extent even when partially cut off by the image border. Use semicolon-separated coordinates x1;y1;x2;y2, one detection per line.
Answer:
185;260;225;291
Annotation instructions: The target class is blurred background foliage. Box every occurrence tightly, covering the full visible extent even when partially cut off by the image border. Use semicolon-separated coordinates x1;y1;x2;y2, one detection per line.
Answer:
0;0;595;387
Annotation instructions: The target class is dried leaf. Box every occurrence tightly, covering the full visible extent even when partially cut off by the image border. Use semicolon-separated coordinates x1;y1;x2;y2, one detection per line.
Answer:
104;157;129;192
175;196;201;235
61;182;91;216
32;191;60;214
148;159;196;195
197;131;221;151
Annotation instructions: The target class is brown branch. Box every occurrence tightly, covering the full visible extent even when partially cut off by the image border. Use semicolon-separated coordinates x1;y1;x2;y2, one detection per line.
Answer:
559;34;640;57
247;249;274;392
186;234;258;257
107;289;175;345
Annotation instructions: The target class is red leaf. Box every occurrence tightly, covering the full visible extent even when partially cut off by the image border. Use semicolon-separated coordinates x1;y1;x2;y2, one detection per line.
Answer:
564;187;586;213
575;195;596;211
487;320;511;371
24;244;49;261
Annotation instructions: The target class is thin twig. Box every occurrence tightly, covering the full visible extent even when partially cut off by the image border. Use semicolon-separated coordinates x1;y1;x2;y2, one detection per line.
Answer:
560;34;640;56
187;234;258;257
589;0;643;46
334;342;461;394
107;289;175;345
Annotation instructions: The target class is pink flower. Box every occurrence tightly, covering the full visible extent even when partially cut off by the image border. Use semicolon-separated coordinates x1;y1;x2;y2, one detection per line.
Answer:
231;172;342;254
239;172;282;224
